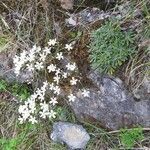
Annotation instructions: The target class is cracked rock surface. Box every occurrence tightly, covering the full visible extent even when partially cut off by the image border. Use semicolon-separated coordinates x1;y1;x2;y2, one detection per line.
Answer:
69;71;150;130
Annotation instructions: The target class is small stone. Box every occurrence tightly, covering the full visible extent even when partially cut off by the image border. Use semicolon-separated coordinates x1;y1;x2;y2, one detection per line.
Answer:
51;122;90;150
59;0;74;10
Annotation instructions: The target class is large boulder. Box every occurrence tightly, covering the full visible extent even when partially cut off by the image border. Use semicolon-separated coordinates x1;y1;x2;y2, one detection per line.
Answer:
69;71;150;130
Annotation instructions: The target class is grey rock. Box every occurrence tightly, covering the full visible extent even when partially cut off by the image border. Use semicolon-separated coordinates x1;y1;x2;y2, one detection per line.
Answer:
65;2;143;28
59;0;74;10
68;71;150;130
133;75;150;101
0;51;33;83
118;1;142;18
66;7;111;27
51;122;90;150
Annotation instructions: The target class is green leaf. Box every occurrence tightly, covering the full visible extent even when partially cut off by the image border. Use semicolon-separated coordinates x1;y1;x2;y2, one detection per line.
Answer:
0;80;7;91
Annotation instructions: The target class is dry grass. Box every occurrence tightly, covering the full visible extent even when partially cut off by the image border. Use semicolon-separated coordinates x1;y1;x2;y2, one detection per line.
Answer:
0;99;66;150
0;98;150;150
0;0;54;51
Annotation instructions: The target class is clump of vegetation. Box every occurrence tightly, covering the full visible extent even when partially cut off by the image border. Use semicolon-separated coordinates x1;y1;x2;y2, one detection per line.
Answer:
119;127;144;149
124;1;150;92
0;100;66;150
12;38;91;124
0;36;9;47
89;21;136;74
0;79;31;100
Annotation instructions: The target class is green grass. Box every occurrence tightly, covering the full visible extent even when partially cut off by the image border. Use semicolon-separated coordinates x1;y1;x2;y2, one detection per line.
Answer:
0;123;36;150
0;79;31;100
119;127;144;149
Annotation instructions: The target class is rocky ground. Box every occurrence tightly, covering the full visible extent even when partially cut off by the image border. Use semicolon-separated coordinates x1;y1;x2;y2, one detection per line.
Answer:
0;0;150;149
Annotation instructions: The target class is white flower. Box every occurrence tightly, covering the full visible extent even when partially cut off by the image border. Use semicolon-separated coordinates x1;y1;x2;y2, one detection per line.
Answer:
27;53;35;62
50;97;58;106
22;111;30;120
38;94;45;101
40;102;49;112
66;62;76;71
48;39;57;46
36;88;43;97
29;116;37;124
41;86;46;94
31;45;37;52
49;83;55;91
18;117;24;124
53;75;60;84
13;51;29;75
39;102;50;119
55;68;61;76
49;110;56;119
20;51;27;59
36;46;41;53
65;43;73;51
62;72;67;79
28;100;36;113
35;62;44;70
70;77;78;85
43;47;51;55
40;81;48;94
53;86;60;95
36;87;45;101
14;65;21;75
56;52;63;60
47;64;56;73
40;53;46;61
43;81;48;88
82;89;90;97
39;111;47;119
13;55;20;64
26;64;34;72
18;104;28;114
68;94;76;102
30;93;38;100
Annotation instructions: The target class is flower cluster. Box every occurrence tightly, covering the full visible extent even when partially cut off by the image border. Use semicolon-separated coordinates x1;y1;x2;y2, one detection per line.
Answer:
13;39;90;124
